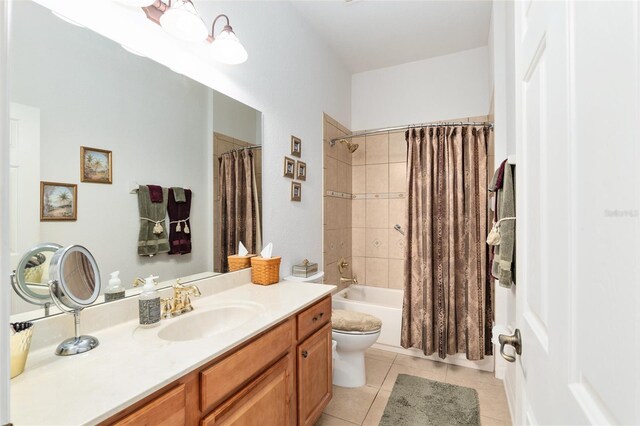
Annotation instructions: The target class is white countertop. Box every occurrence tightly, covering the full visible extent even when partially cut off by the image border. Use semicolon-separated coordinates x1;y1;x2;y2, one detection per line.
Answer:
10;280;335;425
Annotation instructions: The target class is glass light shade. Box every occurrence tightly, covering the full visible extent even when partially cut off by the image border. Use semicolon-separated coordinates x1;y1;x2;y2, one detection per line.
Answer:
113;0;156;7
159;0;209;43
210;29;248;65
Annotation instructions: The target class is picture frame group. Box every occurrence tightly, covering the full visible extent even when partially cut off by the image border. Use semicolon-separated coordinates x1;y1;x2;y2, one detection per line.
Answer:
285;136;305;201
40;146;113;221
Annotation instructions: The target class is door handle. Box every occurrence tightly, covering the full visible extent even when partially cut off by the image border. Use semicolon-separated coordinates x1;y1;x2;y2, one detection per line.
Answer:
498;329;522;363
302;350;308;358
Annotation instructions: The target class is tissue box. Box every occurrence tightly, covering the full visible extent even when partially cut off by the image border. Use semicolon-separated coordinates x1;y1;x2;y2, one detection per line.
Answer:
228;254;256;272
250;256;282;285
292;259;318;278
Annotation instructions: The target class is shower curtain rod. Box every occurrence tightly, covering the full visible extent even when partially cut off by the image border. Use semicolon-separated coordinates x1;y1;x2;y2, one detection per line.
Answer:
225;145;262;152
330;121;493;144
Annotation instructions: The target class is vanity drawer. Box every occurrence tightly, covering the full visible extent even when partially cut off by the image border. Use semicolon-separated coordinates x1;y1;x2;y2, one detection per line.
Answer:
113;384;186;426
297;296;331;341
200;318;294;413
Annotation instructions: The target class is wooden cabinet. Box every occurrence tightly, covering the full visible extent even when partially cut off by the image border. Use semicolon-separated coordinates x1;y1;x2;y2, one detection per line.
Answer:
200;319;294;413
201;355;294;426
113;384;186;426
102;295;332;426
297;323;332;426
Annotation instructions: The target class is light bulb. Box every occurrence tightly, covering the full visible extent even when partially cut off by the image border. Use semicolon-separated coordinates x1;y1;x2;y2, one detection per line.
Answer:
210;28;248;64
159;0;208;43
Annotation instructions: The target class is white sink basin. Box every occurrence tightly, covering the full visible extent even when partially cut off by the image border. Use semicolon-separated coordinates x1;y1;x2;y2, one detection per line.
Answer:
155;301;266;342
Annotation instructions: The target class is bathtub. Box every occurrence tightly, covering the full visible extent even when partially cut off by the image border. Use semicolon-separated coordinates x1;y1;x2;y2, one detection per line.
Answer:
332;285;493;371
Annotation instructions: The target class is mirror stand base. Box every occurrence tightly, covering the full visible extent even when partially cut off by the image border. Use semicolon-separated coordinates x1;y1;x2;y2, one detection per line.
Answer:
55;335;99;356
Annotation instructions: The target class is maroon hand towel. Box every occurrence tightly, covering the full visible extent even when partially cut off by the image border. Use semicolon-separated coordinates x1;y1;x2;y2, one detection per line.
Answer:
495;160;508;190
148;185;163;203
167;188;192;255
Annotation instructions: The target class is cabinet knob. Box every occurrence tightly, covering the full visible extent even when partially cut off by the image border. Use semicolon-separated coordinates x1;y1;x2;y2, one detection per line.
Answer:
302;350;308;358
312;316;318;322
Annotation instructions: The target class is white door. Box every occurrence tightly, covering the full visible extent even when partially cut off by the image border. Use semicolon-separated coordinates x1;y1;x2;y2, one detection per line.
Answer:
9;103;40;313
513;1;639;425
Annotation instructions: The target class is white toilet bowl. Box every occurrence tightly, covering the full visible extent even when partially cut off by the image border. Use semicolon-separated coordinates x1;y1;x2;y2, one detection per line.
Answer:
332;328;381;388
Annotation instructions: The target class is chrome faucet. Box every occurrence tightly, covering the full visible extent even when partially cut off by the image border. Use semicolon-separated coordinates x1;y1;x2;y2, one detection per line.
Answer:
161;279;202;318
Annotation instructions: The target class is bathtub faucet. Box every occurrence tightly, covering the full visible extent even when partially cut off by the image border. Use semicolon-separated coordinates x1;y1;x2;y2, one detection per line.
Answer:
340;275;358;285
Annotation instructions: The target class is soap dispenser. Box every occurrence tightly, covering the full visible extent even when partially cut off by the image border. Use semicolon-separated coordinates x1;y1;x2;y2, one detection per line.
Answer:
105;271;125;302
138;275;161;327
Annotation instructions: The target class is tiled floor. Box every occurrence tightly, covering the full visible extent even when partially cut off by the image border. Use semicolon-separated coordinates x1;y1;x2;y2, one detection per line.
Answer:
316;348;512;426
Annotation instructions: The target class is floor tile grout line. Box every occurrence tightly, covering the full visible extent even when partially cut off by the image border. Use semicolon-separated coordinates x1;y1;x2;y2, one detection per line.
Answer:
359;386;382;426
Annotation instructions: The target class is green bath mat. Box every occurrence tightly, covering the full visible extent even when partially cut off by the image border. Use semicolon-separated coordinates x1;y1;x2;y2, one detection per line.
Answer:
379;374;480;426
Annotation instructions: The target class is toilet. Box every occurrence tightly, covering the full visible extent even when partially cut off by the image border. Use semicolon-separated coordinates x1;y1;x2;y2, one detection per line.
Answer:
332;309;382;388
282;274;381;387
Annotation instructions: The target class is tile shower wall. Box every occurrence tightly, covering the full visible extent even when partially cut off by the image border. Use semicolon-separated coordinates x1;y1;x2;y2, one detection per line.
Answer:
351;130;407;289
351;115;491;289
323;114;352;290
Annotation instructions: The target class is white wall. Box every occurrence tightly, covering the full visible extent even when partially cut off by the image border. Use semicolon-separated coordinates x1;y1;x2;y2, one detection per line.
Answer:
351;47;490;130
10;2;212;290
30;0;352;278
212;90;262;146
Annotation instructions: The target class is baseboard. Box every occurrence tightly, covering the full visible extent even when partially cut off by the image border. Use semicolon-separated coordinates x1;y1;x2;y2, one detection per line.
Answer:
504;369;516;424
372;343;494;372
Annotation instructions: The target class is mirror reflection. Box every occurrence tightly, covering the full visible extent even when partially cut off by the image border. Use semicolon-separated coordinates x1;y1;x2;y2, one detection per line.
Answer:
9;1;262;321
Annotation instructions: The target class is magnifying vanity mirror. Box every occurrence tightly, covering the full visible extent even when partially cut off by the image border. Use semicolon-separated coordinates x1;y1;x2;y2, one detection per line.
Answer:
48;245;101;356
10;243;61;316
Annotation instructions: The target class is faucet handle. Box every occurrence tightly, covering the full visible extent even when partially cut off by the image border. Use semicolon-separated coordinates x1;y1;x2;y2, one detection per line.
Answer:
161;298;173;319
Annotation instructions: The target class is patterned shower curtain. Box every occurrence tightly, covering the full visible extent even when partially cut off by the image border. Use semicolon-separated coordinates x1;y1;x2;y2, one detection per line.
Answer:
401;125;493;360
217;149;262;272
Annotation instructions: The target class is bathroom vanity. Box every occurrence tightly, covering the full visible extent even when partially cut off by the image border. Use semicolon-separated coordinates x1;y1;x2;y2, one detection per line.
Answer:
10;272;334;426
104;296;332;426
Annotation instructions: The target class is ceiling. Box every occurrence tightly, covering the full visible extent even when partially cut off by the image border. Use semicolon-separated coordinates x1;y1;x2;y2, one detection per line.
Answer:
290;0;492;74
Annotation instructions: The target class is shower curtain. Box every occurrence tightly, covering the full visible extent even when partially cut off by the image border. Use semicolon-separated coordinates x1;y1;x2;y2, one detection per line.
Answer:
217;149;262;272
401;125;493;360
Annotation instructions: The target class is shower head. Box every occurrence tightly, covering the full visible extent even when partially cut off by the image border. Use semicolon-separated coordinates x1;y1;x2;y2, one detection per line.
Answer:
338;138;359;153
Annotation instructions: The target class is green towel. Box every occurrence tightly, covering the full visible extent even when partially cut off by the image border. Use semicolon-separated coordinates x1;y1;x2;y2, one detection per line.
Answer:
492;164;516;287
137;185;169;256
172;187;186;203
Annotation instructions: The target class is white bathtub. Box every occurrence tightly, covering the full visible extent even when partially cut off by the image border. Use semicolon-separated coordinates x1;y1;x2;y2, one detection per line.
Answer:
332;285;493;371
332;285;403;347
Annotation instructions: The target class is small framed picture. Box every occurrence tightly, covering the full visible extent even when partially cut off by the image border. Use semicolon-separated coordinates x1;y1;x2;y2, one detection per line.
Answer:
291;182;301;201
291;136;302;157
296;160;307;181
41;181;77;221
81;146;112;184
284;157;295;178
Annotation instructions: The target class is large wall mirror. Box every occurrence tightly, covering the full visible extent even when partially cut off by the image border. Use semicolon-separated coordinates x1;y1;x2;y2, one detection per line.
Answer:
9;1;263;321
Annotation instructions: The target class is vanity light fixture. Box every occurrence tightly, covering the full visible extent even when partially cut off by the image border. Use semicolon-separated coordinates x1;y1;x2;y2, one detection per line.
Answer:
209;14;248;65
159;0;209;43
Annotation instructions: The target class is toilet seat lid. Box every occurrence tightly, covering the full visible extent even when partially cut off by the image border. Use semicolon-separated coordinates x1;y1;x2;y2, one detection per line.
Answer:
332;327;381;336
332;309;382;333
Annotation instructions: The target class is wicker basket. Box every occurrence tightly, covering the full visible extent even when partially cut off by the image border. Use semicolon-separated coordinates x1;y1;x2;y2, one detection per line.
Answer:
228;254;256;272
250;256;281;285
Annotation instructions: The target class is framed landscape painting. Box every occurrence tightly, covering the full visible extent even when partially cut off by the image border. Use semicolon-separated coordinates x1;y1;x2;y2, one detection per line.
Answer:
81;146;112;184
40;182;77;221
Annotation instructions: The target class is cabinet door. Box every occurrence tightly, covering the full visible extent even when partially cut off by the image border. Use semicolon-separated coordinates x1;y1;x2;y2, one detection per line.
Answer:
201;354;294;426
297;323;332;426
113;384;186;426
